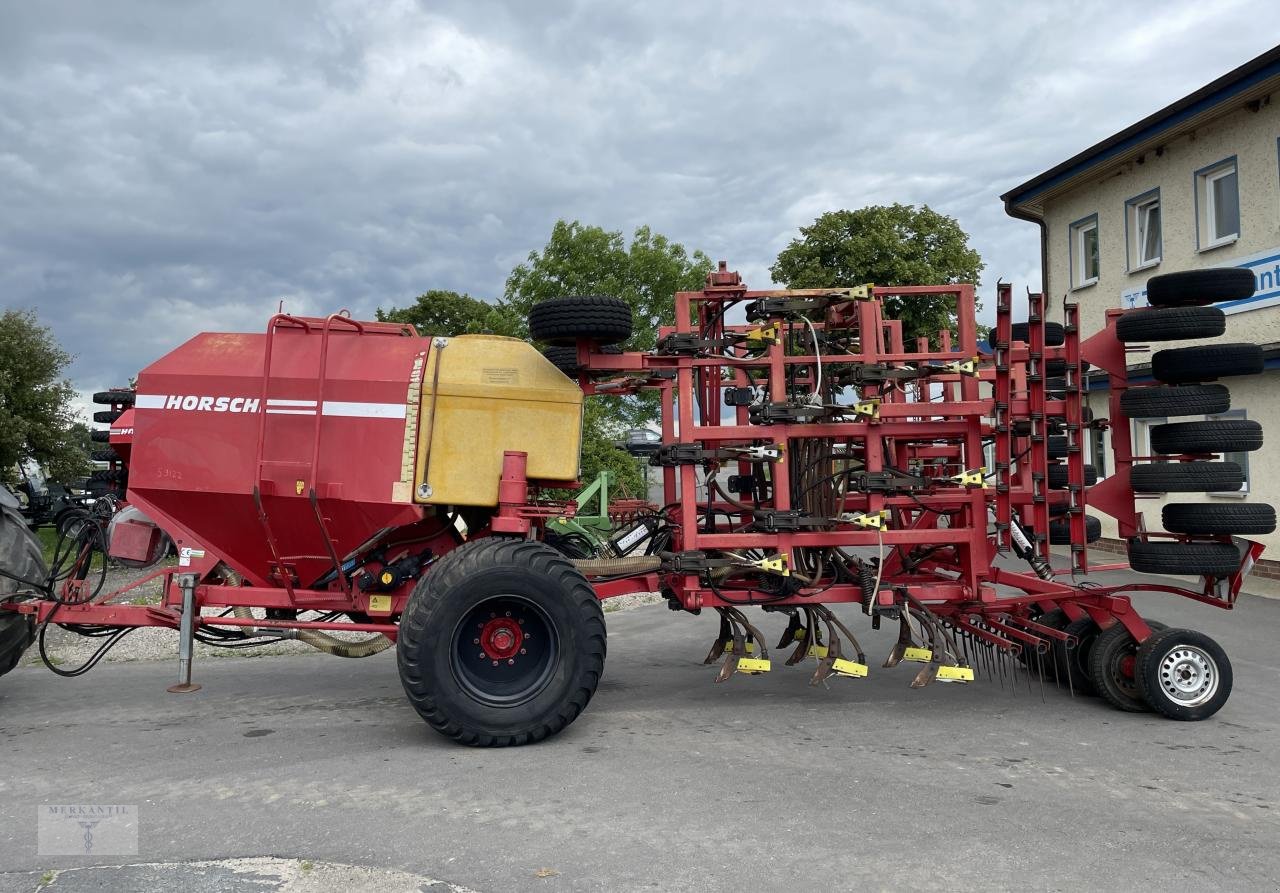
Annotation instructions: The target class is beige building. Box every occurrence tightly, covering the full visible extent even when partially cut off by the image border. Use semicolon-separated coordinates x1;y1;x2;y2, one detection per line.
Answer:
1002;45;1280;558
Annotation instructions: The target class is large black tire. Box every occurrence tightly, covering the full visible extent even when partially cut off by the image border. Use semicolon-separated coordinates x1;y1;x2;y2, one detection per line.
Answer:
541;344;622;377
1089;619;1169;713
1127;541;1241;576
1130;461;1243;493
1162;502;1276;536
91;389;135;406
529;296;633;346
1011;321;1065;346
1048;514;1101;544
91;448;119;462
1047;435;1069;459
1120;384;1231;418
397;538;606;746
90;430;111;443
1047;465;1098;489
0;503;44;677
1145;267;1255;307
1135;627;1232;720
1043;358;1091;377
1152;343;1263;384
1053;616;1100;695
1115;306;1225;343
1150;420;1262;455
92;410;122;424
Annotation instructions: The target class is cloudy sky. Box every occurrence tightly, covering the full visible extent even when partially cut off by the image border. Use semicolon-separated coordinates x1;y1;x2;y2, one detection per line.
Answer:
2;0;1276;410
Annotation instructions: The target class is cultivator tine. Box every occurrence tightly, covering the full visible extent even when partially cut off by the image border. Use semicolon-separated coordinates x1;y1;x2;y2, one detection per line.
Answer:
712;608;771;681
777;610;805;650
807;606;868;686
786;608;818;666
704;609;734;665
883;612;916;668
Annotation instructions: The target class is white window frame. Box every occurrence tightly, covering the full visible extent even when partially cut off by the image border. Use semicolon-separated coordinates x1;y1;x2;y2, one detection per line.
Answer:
1125;189;1161;272
1069;214;1099;289
1196;157;1240;251
1208;408;1249;498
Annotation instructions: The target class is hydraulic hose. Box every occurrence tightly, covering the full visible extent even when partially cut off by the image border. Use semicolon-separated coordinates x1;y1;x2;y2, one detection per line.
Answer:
571;555;663;577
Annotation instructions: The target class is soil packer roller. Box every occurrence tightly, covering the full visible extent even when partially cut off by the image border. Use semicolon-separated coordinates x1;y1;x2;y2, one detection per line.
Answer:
0;264;1270;744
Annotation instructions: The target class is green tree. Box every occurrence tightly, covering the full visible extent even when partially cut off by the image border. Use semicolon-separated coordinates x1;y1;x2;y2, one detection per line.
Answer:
771;204;984;345
0;309;90;484
376;289;521;338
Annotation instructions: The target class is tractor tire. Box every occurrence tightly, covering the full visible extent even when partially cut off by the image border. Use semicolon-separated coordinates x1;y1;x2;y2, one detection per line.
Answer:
1162;502;1276;536
1127;541;1241;577
1120;384;1231;418
1150;419;1262;455
397;538;606;747
90;430;111;443
541;344;622;377
91;449;119;462
92;389;135;406
0;503;44;678
1053;616;1100;695
1134;627;1232;720
1130;461;1243;493
1047;465;1097;489
528;296;633;346
1089;619;1169;713
1048;514;1101;544
1145;267;1255;307
1152;343;1263;384
92;410;122;424
1115;306;1225;343
1011;321;1065;346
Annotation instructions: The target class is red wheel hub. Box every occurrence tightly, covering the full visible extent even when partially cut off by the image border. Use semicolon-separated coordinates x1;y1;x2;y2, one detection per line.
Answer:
479;617;524;661
1118;654;1136;678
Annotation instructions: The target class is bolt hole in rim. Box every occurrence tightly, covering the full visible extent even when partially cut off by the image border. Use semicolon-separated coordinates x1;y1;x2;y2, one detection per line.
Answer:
1158;645;1218;707
450;595;558;707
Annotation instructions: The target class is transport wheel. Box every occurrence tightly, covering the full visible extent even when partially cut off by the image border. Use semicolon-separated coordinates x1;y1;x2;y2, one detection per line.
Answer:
528;296;634;346
1135;627;1232;720
1145;267;1255;307
1162;503;1276;536
90;430;111;443
1010;321;1064;346
91;389;135;406
397;538;606;746
1127;541;1241;577
1115;306;1225;343
1120;384;1231;419
1089;619;1169;713
1053;616;1100;695
1047;465;1098;489
541;344;622;377
92;410;122;424
1130;461;1242;493
1152;343;1263;384
1150;420;1262;455
1047;514;1101;545
0;502;44;678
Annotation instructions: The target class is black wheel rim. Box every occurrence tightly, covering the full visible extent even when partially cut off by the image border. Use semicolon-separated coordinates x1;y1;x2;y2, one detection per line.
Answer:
450;595;559;707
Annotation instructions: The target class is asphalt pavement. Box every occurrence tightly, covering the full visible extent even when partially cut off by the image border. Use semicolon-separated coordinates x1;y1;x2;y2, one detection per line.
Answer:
1;573;1278;892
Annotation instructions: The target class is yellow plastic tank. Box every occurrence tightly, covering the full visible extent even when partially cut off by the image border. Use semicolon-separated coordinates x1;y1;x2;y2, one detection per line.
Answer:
413;335;583;506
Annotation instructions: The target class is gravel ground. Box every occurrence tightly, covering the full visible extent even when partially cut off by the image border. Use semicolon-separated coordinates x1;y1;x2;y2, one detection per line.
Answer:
22;562;663;668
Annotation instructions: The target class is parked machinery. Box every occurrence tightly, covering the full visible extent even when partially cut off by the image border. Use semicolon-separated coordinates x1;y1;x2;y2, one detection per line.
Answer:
0;266;1269;745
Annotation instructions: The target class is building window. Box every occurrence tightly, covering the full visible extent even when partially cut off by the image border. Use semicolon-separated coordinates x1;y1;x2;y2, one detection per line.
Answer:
1125;190;1161;271
1133;417;1166;466
1070;215;1099;288
1196;158;1239;250
1208;409;1249;497
1089;425;1107;480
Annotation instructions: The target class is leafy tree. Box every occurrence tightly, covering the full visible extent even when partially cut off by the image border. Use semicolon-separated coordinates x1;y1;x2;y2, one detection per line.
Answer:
0;309;90;484
771;204;984;345
376;289;521;338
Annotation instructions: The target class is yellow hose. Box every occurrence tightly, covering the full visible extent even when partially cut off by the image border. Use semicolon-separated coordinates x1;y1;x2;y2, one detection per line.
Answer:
571;556;663;577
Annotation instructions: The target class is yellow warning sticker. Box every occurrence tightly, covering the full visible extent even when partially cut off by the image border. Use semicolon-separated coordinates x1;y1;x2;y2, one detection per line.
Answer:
367;595;393;614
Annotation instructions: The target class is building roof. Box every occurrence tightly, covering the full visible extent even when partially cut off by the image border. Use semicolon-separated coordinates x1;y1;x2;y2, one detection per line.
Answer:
1003;43;1280;217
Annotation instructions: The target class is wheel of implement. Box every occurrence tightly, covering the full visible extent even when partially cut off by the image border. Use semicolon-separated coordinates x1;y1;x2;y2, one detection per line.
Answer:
1047;465;1098;489
541;344;622;377
92;410;122;424
0;502;43;678
1162;503;1276;536
90;429;111;443
1011;321;1065;346
1115;306;1226;343
1135;627;1233;720
1089;619;1169;713
1126;541;1242;577
1053;616;1100;695
90;448;119;462
1144;267;1255;307
528;295;634;346
1019;608;1066;670
397;538;606;746
1150;420;1262;455
91;389;136;406
1120;384;1231;418
1043;358;1091;377
1152;343;1263;384
1047;435;1068;459
1130;461;1243;493
1047;514;1101;545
